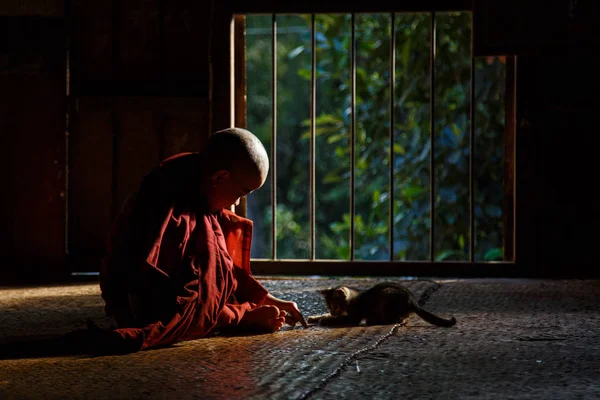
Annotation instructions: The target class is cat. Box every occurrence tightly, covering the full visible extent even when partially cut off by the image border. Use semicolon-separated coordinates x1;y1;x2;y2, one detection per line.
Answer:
307;281;456;327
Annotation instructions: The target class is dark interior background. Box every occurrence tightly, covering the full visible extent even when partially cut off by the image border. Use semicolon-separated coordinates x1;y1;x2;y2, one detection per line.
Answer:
0;0;598;283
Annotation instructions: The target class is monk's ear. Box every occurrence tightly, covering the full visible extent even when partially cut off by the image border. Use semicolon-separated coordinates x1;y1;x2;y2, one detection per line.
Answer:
212;169;231;185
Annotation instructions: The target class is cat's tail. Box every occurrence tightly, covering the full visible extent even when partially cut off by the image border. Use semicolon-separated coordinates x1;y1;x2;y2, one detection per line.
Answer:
414;307;456;327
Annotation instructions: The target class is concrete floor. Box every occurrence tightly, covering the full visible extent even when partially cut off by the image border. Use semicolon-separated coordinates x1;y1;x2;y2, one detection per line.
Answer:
1;277;599;399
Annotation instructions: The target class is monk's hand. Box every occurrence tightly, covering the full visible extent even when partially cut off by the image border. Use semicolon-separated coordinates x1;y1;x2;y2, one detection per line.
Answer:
265;294;308;329
282;300;308;329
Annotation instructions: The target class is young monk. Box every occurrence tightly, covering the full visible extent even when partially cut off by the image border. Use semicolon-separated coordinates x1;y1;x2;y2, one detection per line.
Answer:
96;127;307;354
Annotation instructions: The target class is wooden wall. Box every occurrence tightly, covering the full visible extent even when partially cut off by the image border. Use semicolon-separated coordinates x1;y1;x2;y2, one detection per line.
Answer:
0;1;66;281
474;0;600;276
515;51;600;276
0;0;214;281
67;0;212;272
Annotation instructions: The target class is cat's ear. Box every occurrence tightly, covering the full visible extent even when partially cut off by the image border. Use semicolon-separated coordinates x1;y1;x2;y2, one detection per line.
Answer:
317;288;331;296
334;287;347;298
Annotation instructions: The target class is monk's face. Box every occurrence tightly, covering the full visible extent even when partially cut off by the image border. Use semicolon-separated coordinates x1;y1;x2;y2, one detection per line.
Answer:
207;165;266;212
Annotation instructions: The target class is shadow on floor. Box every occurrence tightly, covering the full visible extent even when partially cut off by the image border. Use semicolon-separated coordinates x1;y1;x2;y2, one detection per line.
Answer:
0;330;94;360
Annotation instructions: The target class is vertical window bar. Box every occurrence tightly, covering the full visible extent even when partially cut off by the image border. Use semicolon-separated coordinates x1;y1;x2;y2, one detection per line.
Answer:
350;13;356;261
469;19;475;263
429;12;436;262
234;15;248;217
271;14;278;260
310;14;316;261
389;13;396;261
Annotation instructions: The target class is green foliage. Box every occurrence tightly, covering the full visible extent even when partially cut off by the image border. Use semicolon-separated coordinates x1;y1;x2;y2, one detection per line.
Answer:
246;12;506;262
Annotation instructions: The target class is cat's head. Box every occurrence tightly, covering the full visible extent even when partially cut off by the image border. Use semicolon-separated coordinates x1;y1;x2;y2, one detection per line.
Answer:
317;286;352;316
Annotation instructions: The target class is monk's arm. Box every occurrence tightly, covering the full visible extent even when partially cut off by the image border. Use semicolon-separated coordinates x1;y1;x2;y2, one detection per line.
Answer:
232;267;269;306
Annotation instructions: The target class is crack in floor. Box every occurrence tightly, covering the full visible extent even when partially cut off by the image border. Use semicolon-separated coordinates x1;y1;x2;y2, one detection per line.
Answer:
297;279;444;400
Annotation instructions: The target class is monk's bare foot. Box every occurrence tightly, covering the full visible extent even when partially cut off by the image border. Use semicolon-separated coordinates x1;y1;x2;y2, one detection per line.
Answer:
240;305;286;333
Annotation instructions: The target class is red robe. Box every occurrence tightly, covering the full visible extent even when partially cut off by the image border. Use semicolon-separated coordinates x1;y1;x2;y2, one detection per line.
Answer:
99;153;268;352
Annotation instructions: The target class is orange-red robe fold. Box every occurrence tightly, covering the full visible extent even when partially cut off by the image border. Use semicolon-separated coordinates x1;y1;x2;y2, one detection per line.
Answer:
99;153;268;352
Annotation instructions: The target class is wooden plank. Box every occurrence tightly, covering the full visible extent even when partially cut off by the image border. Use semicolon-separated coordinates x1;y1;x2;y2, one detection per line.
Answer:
0;16;65;76
250;260;527;278
117;0;161;83
76;96;207;113
1;82;66;275
0;17;66;281
163;0;210;97
211;1;234;132
250;259;600;278
115;112;161;212
11;92;66;276
68;112;114;256
70;1;113;92
163;108;209;158
0;0;64;17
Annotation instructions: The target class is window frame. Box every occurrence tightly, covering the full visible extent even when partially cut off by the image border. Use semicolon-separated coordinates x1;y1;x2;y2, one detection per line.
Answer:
212;1;526;278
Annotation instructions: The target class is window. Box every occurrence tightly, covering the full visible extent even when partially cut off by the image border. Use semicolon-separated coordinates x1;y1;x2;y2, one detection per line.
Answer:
234;9;515;275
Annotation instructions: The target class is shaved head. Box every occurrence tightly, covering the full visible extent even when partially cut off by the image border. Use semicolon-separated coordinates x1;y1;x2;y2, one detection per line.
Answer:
202;127;269;182
200;127;270;211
